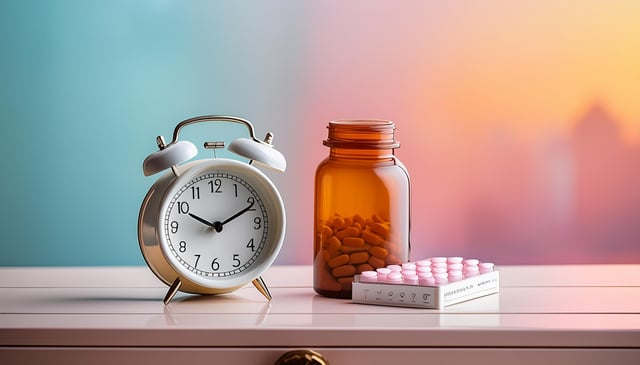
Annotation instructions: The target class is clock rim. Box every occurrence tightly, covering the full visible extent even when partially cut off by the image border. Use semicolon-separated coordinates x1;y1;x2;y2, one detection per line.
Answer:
139;158;286;293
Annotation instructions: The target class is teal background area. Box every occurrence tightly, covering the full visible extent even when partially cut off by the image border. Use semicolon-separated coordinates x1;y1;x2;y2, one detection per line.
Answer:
0;0;306;266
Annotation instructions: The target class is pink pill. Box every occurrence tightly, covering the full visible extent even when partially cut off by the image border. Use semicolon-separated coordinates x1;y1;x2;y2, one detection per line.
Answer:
415;260;431;267
431;262;448;269
447;263;463;271
464;270;479;278
430;257;447;263
360;271;378;282
435;277;449;285
464;265;479;273
432;266;448;274
433;272;448;280
402;270;417;277
403;274;419;285
419;276;436;286
447;257;463;264
376;268;391;280
464;259;479;266
418;271;433;279
448;272;464;282
479;262;495;273
417;266;431;273
387;265;402;272
387;272;403;284
402;263;416;271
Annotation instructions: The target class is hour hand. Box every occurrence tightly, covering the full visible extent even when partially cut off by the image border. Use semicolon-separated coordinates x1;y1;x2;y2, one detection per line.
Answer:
188;213;215;228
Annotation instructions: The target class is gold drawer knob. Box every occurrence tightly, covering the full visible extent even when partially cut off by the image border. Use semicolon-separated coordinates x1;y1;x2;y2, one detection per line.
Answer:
274;349;329;365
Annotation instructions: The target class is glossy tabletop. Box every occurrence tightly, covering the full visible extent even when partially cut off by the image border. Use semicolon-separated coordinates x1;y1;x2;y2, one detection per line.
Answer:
0;265;639;363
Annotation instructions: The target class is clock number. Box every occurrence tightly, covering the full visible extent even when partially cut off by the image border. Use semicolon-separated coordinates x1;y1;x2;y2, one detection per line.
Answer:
253;217;262;230
179;241;187;253
233;184;238;197
170;221;179;233
209;179;222;193
194;254;201;268
232;254;241;268
211;258;220;271
246;238;255;252
247;197;256;211
191;186;200;200
177;202;189;214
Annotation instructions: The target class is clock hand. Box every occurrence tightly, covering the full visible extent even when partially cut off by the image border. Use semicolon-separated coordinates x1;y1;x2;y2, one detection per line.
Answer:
188;213;216;228
212;200;255;233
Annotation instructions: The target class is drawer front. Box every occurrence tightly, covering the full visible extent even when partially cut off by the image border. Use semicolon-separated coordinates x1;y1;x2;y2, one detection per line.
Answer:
2;347;638;365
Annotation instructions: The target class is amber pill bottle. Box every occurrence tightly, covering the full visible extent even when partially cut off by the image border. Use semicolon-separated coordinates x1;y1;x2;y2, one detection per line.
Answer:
314;120;411;298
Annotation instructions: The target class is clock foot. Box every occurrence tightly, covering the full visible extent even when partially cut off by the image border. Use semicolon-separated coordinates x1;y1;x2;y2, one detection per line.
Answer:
163;277;182;305
252;276;272;301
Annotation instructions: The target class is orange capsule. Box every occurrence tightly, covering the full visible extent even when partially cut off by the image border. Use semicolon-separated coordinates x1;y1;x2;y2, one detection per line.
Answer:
343;237;365;248
320;225;333;239
368;246;389;259
361;229;384;245
357;263;374;273
332;264;356;278
328;254;350;268
368;256;386;269
336;226;361;240
349;251;370;265
332;215;346;229
371;222;390;238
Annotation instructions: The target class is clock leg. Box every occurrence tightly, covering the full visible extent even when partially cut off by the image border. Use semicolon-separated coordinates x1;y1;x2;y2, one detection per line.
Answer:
163;277;182;305
252;276;272;301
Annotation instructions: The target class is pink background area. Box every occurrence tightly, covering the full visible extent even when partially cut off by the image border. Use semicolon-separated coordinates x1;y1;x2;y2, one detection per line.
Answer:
274;1;640;265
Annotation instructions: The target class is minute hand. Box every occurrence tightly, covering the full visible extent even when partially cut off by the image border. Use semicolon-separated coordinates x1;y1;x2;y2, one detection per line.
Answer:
213;201;255;232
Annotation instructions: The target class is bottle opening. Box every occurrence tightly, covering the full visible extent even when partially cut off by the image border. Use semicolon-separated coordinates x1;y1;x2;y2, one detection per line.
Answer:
323;120;400;149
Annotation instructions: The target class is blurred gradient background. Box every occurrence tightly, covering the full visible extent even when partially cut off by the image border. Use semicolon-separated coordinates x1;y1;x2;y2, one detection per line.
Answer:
1;0;638;266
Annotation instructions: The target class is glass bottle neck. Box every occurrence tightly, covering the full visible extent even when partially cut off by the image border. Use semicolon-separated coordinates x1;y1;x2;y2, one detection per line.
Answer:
329;147;396;161
323;119;400;162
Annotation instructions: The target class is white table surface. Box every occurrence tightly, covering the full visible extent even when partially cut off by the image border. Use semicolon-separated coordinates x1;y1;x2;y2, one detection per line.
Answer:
1;265;639;364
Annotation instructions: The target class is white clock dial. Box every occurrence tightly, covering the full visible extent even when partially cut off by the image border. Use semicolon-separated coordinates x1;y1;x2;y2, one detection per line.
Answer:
165;171;267;276
156;160;284;289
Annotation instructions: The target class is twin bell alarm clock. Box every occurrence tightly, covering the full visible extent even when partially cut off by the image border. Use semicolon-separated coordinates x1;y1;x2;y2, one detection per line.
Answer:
138;115;286;304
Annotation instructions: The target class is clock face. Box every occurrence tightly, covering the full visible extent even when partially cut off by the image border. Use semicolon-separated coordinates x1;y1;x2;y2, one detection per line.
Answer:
158;160;285;289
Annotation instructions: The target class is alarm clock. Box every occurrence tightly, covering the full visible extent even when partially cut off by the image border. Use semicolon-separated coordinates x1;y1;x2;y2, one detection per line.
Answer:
138;115;286;304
